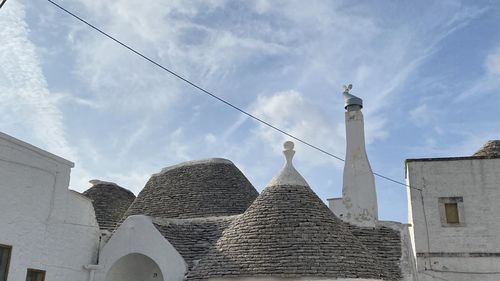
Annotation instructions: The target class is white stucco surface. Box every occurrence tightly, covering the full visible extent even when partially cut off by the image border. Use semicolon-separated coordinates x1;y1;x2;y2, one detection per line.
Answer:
407;157;500;281
0;132;100;281
95;215;187;281
330;110;378;227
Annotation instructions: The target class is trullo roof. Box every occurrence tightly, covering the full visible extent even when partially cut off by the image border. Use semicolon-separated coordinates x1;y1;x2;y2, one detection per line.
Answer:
473;140;500;157
124;158;259;219
187;142;387;280
83;180;135;231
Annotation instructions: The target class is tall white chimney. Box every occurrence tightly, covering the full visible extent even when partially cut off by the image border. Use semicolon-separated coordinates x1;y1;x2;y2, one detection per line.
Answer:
330;85;378;227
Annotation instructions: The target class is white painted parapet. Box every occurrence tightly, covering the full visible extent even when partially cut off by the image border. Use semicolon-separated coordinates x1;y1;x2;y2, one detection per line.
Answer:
330;86;378;227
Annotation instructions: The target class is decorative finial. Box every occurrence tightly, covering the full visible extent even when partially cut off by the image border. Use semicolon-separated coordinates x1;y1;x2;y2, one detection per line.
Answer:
283;141;295;166
343;84;353;94
266;141;309;187
284;141;294;150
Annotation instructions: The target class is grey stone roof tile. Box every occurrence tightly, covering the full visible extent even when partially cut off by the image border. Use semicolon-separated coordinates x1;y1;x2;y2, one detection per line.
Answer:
83;182;135;231
346;223;402;280
473;140;500;157
124;159;258;219
187;184;391;280
153;216;237;270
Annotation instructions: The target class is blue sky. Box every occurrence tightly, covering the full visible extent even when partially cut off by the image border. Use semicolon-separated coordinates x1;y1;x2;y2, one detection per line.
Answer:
1;0;499;223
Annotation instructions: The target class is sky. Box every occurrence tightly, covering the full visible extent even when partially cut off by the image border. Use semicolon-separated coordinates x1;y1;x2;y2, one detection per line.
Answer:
1;0;500;223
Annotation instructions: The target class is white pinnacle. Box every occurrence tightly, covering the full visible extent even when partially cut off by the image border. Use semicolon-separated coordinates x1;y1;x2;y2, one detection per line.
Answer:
267;141;309;187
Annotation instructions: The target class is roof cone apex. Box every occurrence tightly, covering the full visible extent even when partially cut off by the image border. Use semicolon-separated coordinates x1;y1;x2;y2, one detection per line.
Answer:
267;141;309;187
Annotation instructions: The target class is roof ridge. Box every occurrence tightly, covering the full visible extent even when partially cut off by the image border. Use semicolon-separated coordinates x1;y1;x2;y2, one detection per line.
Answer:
154;158;234;176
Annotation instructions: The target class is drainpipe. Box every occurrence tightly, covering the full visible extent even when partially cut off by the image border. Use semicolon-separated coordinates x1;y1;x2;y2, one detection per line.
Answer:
84;264;104;281
84;236;104;281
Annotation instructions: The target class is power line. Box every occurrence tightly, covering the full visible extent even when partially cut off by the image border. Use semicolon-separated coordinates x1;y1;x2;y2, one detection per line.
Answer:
45;0;419;191
0;0;8;9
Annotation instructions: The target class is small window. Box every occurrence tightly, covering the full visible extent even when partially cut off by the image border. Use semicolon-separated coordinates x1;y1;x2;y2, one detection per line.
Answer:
0;245;12;281
26;269;45;281
445;203;459;224
439;197;465;227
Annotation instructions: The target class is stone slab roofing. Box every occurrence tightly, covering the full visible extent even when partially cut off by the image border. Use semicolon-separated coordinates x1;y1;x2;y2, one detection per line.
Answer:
187;183;390;281
473;140;500;157
153;216;237;270
83;180;136;231
124;159;259;219
151;215;403;281
346;224;402;280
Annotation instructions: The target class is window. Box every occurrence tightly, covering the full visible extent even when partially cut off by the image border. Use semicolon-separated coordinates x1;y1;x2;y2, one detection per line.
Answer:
445;203;459;224
439;197;465;227
26;269;45;281
0;245;12;281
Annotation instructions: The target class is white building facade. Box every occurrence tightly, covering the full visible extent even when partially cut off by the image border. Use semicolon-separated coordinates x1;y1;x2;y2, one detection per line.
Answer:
0;132;100;281
407;143;500;281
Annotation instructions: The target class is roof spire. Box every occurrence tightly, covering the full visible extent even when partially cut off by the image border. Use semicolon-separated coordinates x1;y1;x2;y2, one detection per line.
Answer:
267;141;309;187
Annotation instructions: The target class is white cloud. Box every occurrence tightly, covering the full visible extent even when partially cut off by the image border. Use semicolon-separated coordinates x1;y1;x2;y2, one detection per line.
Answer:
0;2;69;155
205;133;217;144
454;45;500;102
65;0;291;114
165;128;194;162
409;104;431;126
0;0;93;191
250;90;345;167
101;172;151;194
486;47;500;76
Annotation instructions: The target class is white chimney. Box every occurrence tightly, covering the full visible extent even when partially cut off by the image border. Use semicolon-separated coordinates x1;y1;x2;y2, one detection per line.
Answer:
329;85;378;227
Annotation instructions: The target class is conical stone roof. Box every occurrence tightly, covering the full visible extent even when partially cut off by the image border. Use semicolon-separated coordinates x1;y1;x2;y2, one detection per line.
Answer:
124;158;258;219
187;142;387;280
473;140;500;157
83;180;136;231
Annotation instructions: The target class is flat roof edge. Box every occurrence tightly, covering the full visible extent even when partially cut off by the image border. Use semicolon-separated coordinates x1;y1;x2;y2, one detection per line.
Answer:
405;155;500;164
0;132;75;167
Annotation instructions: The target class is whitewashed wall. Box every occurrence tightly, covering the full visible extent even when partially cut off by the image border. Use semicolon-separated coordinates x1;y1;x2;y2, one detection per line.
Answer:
407;157;500;281
0;132;100;281
95;215;186;281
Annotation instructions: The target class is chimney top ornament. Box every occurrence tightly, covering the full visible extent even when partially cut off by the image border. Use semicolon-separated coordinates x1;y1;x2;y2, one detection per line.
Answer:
342;83;362;110
343;84;353;94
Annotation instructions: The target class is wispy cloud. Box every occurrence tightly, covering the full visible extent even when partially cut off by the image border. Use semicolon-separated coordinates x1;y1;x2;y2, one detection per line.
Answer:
0;1;71;158
455;45;500;102
250;90;345;167
0;0;93;190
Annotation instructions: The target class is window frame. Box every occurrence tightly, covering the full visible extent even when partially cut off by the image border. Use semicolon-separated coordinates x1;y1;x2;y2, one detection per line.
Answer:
0;244;12;281
438;197;465;227
26;268;46;281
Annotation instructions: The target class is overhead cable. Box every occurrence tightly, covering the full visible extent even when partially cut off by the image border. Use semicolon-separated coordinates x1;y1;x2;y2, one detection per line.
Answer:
45;0;419;191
